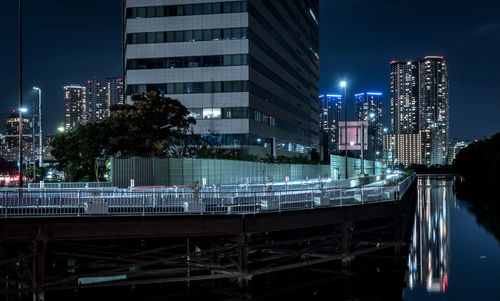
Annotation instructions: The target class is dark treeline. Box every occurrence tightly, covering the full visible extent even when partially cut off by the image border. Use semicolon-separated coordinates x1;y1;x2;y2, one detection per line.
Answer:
453;132;500;188
453;132;500;245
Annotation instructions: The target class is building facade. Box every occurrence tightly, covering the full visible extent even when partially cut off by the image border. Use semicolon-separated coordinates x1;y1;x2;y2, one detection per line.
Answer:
319;94;342;154
0;112;32;163
86;78;124;122
447;140;471;165
383;133;422;166
390;56;449;166
354;92;383;158
123;0;320;157
64;85;87;130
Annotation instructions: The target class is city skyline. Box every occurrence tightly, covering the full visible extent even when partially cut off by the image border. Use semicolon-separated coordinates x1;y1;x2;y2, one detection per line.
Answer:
0;0;498;140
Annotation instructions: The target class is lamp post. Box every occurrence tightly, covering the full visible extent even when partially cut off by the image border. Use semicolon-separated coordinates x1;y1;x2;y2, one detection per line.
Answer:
369;112;376;175
340;81;348;179
33;87;43;168
18;0;23;187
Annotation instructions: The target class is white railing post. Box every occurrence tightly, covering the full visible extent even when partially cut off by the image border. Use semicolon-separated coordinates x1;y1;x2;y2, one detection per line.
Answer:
142;195;145;216
77;189;81;217
4;191;8;218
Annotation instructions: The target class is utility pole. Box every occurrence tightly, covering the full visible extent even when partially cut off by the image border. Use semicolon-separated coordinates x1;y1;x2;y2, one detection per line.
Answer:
18;0;23;188
32;95;36;180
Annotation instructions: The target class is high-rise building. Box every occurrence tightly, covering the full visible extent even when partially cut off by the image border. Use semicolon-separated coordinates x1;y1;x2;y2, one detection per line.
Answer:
354;92;383;157
383;133;422;166
0;112;32;162
319;94;342;153
123;0;320;157
390;56;449;166
64;85;86;130
86;78;124;122
447;140;471;165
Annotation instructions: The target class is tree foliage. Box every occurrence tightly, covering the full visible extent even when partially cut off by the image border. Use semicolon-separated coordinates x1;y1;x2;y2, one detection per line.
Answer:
50;92;196;181
453;132;500;244
107;92;196;156
453;132;500;187
50;122;109;182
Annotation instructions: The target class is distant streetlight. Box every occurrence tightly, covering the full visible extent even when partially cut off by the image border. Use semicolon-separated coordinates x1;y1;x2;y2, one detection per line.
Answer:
340;80;348;179
19;107;28;113
57;126;65;133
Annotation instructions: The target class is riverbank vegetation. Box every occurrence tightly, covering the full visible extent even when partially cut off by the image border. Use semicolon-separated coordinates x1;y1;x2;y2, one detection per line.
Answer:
453;132;500;244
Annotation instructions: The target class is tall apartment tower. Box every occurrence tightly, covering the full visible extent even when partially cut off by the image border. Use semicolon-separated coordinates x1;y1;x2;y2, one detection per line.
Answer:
354;92;383;156
123;0;320;157
0;112;32;162
319;94;342;154
86;78;124;122
390;56;449;166
64;85;86;130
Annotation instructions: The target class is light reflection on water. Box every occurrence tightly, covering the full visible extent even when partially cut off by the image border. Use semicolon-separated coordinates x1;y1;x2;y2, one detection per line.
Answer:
408;178;453;294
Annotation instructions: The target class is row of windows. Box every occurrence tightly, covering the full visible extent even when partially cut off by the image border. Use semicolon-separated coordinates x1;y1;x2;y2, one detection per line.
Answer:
196;134;307;154
127;82;311;135
189;107;248;120
127;27;247;45
127;81;248;95
127;54;247;70
127;1;247;19
187;107;309;139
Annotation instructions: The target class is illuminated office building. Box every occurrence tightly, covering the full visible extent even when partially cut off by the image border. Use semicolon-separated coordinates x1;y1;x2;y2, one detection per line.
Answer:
354;92;383;157
319;94;342;153
86;78;124;122
0;112;32;162
123;0;320;157
64;85;87;131
390;56;449;166
383;133;421;166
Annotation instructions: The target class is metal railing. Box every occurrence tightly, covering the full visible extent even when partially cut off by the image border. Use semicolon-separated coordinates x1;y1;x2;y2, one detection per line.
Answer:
27;182;115;189
0;175;414;218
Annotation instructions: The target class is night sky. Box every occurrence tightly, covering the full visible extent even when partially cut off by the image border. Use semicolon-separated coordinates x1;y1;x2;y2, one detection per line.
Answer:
0;0;499;140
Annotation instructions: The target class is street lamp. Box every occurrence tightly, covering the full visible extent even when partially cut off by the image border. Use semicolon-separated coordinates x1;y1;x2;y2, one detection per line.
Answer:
33;87;43;168
340;80;348;179
57;126;65;133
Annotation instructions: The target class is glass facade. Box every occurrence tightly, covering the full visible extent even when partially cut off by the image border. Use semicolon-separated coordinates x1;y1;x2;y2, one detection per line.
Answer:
127;27;247;44
127;54;247;70
127;1;248;19
127;80;248;95
187;107;310;138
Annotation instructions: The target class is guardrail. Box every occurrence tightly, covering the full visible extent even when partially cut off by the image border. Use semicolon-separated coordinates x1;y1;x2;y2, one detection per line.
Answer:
27;182;115;189
0;175;414;218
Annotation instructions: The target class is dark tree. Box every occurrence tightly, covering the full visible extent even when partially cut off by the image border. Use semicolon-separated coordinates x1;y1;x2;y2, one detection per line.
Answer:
107;92;196;156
